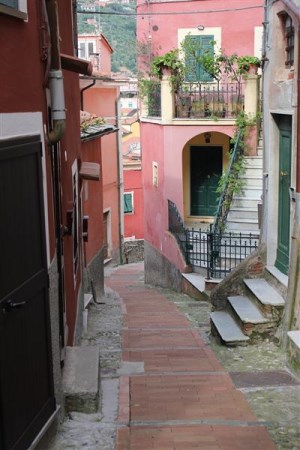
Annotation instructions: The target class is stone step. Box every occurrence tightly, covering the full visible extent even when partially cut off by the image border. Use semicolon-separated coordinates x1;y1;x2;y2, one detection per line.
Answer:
210;311;249;345
243;167;263;177
232;197;261;208
181;272;205;293
226;218;260;232
240;187;263;197
244;157;263;168
227;295;268;324
227;207;259;220
243;177;263;188
62;346;100;413
244;278;285;306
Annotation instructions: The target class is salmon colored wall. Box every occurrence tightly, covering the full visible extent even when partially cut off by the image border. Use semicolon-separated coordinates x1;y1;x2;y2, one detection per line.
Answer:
124;170;144;239
137;0;263;57
101;39;112;75
138;0;263;273
83;86;121;260
81;139;104;264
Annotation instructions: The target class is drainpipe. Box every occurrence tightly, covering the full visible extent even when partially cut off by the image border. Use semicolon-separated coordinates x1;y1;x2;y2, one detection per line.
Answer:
80;79;96;111
46;0;66;144
116;96;124;264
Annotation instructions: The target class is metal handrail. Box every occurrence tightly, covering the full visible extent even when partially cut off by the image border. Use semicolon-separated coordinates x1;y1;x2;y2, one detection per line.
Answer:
212;129;243;237
168;199;189;263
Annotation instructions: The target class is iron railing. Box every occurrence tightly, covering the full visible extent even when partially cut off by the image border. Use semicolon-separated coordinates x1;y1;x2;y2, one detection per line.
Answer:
147;81;161;117
168;201;259;279
212;129;243;238
175;82;244;119
186;226;259;279
168;200;189;261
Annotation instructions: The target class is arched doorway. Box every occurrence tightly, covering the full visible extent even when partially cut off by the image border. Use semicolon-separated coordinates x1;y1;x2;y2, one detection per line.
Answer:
183;132;231;224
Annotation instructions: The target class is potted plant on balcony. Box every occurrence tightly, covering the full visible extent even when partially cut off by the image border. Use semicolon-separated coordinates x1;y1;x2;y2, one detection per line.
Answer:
150;49;184;90
237;56;261;75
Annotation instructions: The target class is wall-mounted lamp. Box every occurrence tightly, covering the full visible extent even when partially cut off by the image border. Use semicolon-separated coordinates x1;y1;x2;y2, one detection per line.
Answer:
204;132;211;143
197;25;205;31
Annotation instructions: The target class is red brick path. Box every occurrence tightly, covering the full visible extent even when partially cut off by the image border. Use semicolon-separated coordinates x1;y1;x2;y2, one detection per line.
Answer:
105;263;276;450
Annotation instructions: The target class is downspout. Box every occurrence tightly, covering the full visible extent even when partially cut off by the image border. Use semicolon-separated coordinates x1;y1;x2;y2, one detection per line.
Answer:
80;79;96;110
116;96;124;264
46;0;66;144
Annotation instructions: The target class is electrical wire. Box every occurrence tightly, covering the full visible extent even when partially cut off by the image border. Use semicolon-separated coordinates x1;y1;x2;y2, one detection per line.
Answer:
78;4;264;16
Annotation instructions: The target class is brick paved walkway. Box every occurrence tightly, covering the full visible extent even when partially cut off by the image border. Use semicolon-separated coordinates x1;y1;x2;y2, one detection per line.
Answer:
105;263;276;450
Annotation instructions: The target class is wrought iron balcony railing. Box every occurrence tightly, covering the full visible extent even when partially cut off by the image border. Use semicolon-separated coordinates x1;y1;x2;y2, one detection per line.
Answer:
175;82;245;119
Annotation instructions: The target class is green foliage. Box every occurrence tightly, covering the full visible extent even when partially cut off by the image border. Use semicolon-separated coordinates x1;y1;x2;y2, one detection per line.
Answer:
77;1;137;74
216;112;261;225
237;56;261;72
150;50;183;77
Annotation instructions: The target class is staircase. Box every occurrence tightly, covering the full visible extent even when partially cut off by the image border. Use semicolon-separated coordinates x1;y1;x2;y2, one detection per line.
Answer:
226;147;263;234
210;267;286;346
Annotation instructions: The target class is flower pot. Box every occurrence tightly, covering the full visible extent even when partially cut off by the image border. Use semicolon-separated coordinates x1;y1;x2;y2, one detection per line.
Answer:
248;64;259;75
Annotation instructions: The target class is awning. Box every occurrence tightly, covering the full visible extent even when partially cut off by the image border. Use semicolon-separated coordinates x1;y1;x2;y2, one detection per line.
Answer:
61;53;93;76
79;162;100;181
80;124;118;142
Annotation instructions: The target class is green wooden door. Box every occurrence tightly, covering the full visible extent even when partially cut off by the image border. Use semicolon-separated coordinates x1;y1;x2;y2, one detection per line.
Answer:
190;146;222;216
275;116;292;275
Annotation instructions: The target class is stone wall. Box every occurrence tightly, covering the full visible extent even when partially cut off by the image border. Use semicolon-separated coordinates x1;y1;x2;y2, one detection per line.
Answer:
144;240;182;291
123;239;144;264
210;244;266;310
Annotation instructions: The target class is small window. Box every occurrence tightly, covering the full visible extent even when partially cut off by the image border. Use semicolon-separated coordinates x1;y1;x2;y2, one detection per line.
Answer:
124;192;134;214
285;15;294;67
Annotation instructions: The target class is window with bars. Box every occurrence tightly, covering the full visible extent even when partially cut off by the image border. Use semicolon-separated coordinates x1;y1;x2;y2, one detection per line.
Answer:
285;15;294;67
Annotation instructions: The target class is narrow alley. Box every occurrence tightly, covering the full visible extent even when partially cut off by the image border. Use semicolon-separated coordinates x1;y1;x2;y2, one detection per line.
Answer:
44;262;300;450
108;263;278;450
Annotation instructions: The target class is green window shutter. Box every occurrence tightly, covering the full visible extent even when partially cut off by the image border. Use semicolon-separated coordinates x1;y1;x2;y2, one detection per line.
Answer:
184;35;214;82
124;193;133;213
0;0;18;7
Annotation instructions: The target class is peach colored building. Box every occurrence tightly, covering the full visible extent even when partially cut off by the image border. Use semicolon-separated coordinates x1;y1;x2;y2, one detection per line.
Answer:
80;33;123;264
137;0;264;287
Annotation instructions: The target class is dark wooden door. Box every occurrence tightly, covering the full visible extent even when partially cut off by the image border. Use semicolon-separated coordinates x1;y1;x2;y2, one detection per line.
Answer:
190;146;222;216
275;116;292;275
0;136;55;450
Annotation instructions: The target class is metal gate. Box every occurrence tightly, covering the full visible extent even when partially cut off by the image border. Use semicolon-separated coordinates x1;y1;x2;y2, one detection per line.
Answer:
0;136;55;450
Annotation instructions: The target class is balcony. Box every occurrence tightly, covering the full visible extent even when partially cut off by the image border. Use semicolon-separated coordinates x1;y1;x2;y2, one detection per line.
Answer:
140;74;260;124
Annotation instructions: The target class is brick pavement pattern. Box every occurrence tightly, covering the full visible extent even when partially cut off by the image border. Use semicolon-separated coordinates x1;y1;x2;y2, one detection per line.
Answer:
105;263;276;450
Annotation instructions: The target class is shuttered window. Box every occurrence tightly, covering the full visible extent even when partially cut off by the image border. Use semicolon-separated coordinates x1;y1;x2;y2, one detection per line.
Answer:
0;0;18;7
185;35;214;82
124;193;133;214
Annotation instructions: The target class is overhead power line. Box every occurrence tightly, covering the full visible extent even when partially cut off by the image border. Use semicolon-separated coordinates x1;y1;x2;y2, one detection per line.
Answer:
77;5;263;16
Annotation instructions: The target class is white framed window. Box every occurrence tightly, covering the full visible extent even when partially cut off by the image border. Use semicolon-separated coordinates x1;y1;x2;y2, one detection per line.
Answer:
124;192;134;214
78;40;96;60
0;0;27;19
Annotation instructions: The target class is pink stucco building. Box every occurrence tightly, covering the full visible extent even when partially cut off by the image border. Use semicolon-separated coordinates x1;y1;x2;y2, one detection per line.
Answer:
137;0;264;287
80;33;123;264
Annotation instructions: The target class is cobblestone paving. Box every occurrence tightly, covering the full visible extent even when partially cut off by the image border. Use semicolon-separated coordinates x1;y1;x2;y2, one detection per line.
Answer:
162;287;300;450
45;264;300;450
